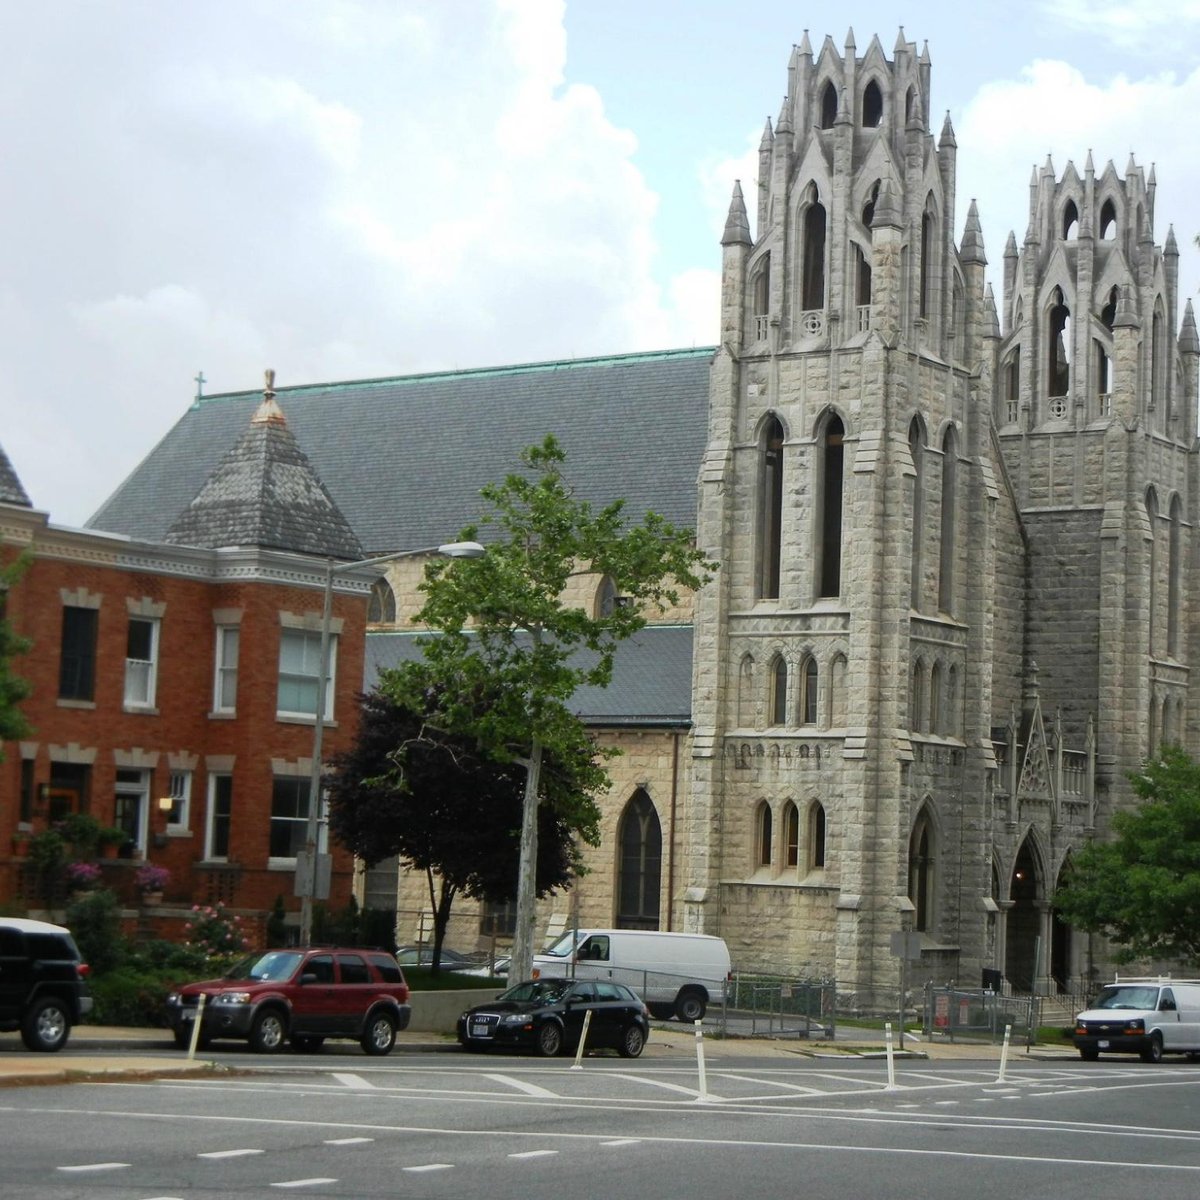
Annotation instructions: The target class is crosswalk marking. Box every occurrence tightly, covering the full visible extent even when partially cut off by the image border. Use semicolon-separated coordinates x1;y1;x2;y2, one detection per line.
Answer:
484;1073;560;1098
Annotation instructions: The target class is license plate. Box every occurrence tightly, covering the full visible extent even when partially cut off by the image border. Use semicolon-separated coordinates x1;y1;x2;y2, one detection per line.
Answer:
470;1023;491;1038
180;1010;195;1021
1098;1040;1109;1048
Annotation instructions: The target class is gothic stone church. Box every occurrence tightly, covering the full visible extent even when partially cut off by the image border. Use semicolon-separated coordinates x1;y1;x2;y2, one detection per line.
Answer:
83;31;1199;996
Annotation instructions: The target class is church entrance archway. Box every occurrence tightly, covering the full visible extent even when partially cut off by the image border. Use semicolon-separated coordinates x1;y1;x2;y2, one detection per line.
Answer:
1049;854;1074;992
1005;839;1041;991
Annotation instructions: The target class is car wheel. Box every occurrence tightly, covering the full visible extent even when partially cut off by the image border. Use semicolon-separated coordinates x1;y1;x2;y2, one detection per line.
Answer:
618;1024;646;1059
21;997;71;1052
249;1009;287;1054
361;1012;396;1056
1140;1033;1164;1064
291;1035;325;1054
675;989;707;1023
1078;1047;1099;1062
535;1022;563;1057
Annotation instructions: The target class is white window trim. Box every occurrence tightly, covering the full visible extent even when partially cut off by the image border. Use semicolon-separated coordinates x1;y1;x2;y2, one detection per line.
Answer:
212;626;240;716
205;773;232;862
267;780;327;868
123;616;160;710
114;768;150;855
166;769;192;833
276;628;336;722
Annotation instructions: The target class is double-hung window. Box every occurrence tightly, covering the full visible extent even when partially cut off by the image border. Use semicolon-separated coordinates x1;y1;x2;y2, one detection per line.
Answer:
165;769;192;831
124;617;160;708
59;607;98;701
205;774;233;860
270;777;314;860
277;629;334;720
213;626;239;714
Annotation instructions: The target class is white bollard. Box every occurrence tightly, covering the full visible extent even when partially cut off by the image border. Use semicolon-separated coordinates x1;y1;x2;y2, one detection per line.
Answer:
186;993;206;1061
694;1018;710;1103
996;1023;1013;1083
570;1009;593;1070
884;1021;898;1090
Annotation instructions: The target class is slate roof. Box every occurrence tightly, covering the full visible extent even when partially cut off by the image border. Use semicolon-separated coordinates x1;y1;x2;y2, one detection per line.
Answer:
89;347;715;553
0;442;31;508
365;624;695;727
163;393;363;559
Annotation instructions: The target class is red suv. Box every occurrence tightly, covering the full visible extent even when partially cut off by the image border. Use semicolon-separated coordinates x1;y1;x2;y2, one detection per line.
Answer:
165;947;411;1055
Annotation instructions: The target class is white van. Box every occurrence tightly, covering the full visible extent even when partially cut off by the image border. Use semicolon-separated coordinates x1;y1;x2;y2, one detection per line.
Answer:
532;929;731;1022
1073;977;1200;1062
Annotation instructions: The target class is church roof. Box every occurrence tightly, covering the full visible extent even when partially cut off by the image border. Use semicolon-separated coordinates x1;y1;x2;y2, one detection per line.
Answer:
162;386;363;559
0;442;32;508
89;347;715;554
366;624;695;728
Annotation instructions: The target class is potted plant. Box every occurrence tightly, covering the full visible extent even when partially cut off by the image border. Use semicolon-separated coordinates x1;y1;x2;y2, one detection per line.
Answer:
135;862;170;904
64;860;102;893
98;825;126;858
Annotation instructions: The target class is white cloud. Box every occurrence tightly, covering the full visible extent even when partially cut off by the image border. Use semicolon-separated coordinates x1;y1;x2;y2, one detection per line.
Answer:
1046;0;1200;49
958;59;1200;297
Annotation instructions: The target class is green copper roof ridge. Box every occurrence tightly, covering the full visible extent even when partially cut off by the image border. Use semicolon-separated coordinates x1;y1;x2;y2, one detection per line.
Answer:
196;346;717;407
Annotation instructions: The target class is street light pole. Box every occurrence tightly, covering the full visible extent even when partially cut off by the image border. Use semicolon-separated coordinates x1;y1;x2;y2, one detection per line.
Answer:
297;541;484;945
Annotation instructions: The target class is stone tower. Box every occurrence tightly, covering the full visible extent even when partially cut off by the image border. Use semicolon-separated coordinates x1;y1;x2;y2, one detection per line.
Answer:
992;153;1200;989
688;29;1004;998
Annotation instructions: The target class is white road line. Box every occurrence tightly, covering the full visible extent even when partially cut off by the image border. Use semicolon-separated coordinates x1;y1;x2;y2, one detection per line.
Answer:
57;1163;129;1173
484;1073;560;1098
712;1072;827;1095
509;1150;559;1159
198;1148;263;1159
331;1072;375;1090
612;1072;724;1101
325;1137;373;1145
403;1164;454;1173
601;1139;642;1146
270;1179;338;1189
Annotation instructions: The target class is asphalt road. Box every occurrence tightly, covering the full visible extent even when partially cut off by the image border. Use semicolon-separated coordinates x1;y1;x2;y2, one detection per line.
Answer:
4;1051;1200;1199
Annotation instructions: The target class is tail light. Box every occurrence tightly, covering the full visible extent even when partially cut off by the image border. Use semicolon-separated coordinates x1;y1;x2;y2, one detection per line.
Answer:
76;962;90;978
531;967;541;979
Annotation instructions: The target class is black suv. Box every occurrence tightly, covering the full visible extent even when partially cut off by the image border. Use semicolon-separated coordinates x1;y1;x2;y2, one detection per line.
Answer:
0;917;93;1051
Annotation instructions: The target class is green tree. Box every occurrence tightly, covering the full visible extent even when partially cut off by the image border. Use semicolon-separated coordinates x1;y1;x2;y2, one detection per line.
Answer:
400;434;714;980
326;686;604;970
0;552;33;758
1055;745;1200;964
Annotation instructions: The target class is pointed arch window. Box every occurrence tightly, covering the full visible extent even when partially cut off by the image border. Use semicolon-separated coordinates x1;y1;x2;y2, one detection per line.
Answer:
783;801;800;868
910;660;926;734
770;656;788;726
938;427;957;615
854;244;872;311
1168;495;1182;657
1062;199;1079;240
1004;353;1020;425
919;206;934;319
1099;199;1117;240
904;87;916;122
594;575;617;618
909;418;925;609
799;655;819;726
367;577;396;624
1151;303;1166;421
1048;287;1071;402
945;664;959;738
819;80;837;129
1147;489;1160;658
752;253;771;341
862;181;879;229
616;789;661;929
908;809;935;932
737;655;755;728
808;801;827;870
828;652;848;728
801;184;827;312
757;801;773;868
758;417;784;599
816;415;844;598
862;80;882;126
929;662;943;735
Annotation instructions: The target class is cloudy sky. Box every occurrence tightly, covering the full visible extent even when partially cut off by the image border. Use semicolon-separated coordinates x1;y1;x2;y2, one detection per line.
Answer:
3;0;1199;526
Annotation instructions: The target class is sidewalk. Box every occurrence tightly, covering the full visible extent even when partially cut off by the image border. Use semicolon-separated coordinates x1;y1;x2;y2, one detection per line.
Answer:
0;1024;1075;1086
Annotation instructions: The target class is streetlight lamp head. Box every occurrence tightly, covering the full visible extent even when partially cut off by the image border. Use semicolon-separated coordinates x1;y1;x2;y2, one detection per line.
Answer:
438;541;486;559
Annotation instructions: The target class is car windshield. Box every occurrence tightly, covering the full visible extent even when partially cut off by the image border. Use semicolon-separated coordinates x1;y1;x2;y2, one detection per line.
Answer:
541;932;585;959
223;951;304;982
1093;985;1160;1010
500;979;576;1004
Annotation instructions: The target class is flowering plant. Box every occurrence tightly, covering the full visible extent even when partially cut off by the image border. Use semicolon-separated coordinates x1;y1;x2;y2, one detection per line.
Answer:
184;901;251;966
65;860;102;888
135;863;170;892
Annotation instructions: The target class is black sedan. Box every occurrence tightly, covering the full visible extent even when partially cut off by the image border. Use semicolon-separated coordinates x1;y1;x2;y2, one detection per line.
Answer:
457;978;649;1058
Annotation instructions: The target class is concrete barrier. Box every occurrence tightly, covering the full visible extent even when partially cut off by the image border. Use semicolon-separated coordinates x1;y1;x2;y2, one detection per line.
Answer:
408;988;505;1033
